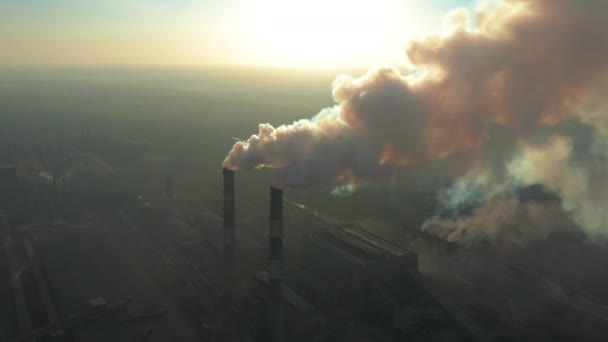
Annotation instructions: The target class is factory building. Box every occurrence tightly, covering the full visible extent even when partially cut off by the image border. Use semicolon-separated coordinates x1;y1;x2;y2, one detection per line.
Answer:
291;225;479;340
296;225;418;313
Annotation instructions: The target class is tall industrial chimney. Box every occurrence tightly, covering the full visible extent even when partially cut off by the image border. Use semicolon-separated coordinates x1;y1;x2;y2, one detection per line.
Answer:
222;168;236;303
268;187;285;342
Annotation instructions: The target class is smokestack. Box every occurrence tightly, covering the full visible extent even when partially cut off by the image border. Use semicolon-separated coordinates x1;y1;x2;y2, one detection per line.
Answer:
222;168;236;302
268;187;284;342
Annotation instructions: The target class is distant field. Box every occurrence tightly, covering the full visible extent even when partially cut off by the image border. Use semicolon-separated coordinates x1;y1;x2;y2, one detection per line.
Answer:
0;66;349;128
0;67;338;174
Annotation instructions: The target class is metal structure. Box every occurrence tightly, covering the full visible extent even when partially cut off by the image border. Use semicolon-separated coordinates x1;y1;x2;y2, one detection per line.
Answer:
222;168;236;303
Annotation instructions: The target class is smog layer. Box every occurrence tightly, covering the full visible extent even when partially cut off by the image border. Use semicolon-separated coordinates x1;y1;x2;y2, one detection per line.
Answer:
224;0;608;240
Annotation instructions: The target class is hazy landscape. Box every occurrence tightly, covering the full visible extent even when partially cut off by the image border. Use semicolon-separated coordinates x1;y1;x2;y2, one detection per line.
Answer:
3;1;608;341
0;66;433;222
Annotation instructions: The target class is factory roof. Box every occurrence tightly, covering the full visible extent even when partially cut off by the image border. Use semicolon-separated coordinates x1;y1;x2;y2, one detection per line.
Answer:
308;224;416;265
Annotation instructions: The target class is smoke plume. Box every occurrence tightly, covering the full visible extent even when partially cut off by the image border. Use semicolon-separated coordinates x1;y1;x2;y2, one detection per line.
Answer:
423;197;576;248
223;0;608;238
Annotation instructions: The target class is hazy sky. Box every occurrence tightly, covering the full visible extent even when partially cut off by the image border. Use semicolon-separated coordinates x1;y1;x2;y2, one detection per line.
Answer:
1;0;472;68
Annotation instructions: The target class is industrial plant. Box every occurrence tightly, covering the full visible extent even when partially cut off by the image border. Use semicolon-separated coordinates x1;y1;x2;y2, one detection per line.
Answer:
2;2;608;338
1;125;608;342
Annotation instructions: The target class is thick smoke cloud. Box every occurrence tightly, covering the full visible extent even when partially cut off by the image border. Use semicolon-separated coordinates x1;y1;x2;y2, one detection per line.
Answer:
223;0;608;238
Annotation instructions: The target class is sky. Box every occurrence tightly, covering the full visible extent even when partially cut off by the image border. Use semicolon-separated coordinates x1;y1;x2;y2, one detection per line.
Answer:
0;0;473;69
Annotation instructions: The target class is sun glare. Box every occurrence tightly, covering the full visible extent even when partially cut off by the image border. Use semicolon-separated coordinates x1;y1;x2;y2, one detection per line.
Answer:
236;0;411;68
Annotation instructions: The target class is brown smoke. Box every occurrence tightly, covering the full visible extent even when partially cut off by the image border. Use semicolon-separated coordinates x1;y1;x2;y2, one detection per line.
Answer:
223;0;608;193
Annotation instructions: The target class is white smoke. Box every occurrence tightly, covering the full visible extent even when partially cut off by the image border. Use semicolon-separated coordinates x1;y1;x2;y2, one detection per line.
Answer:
422;197;575;247
508;137;608;239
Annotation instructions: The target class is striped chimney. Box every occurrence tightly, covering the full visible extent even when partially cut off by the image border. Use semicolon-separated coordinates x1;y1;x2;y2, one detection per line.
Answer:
223;168;236;301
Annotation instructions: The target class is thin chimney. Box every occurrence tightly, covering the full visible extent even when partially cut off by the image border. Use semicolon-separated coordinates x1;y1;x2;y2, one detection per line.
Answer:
268;187;285;342
222;168;236;302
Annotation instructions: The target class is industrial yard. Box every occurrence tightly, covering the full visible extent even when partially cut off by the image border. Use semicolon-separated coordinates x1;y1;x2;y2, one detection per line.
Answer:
1;111;608;342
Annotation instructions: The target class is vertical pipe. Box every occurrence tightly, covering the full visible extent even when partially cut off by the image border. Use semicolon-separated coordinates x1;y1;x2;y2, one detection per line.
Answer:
222;168;236;303
269;187;284;342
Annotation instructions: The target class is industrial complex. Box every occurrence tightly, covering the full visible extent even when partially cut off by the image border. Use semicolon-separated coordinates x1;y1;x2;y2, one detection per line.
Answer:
2;131;608;342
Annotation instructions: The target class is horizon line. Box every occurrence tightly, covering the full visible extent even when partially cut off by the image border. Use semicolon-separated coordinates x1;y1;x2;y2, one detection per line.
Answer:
0;61;405;73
